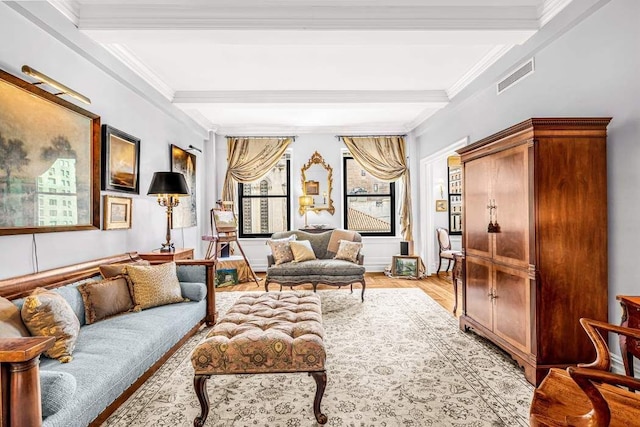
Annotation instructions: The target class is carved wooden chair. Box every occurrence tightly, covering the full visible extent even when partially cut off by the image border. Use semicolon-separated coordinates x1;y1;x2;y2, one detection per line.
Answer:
436;227;456;275
530;318;640;427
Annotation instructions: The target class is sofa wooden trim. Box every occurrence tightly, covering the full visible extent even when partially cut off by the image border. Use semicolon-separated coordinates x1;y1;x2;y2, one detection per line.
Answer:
0;253;216;426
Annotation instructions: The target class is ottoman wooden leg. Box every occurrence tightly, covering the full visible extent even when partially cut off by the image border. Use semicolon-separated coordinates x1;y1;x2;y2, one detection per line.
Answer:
309;371;328;424
193;374;211;427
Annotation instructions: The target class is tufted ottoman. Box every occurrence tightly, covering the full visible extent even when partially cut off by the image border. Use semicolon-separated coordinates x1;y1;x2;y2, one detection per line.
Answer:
191;291;327;425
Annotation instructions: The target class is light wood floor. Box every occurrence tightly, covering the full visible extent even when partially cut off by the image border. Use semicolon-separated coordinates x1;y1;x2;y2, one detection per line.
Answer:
216;271;462;317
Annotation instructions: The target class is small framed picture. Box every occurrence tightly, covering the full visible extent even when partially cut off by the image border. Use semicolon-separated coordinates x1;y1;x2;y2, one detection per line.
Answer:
101;125;141;194
435;199;448;212
392;255;420;278
215;268;238;288
103;195;132;230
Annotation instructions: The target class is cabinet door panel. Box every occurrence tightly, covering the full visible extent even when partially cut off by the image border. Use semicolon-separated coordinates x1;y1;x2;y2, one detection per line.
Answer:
464;157;491;258
493;264;531;353
465;256;493;329
492;145;530;268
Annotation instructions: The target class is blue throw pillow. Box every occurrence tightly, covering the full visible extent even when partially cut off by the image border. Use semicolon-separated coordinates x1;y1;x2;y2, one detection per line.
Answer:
40;370;76;417
180;282;206;302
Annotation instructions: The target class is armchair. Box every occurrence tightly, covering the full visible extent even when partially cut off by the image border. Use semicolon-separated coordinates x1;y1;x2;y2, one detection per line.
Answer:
530;318;640;427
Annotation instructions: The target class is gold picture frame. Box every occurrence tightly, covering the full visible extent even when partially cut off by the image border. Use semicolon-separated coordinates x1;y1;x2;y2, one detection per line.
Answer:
103;195;132;230
435;199;448;212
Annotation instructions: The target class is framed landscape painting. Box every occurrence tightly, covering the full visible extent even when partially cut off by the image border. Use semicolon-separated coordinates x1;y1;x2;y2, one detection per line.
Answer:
392;255;420;278
170;144;197;228
101;125;140;194
0;69;100;235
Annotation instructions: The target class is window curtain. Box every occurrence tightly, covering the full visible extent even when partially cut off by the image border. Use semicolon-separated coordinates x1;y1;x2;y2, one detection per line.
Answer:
221;137;292;207
341;136;413;241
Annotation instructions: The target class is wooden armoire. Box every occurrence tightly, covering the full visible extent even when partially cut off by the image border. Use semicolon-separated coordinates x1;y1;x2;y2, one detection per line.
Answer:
457;117;611;386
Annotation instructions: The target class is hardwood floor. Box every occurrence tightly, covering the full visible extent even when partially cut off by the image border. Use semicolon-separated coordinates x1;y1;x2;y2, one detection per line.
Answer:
216;271;462;317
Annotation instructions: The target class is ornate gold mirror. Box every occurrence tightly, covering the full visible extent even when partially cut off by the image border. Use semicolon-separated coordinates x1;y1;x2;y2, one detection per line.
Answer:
299;151;335;215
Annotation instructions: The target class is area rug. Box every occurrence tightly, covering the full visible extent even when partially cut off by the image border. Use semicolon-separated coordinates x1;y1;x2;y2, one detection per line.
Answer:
104;289;533;426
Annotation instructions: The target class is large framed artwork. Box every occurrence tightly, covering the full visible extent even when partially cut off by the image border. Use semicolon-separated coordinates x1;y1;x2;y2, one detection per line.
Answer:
101;125;140;194
0;69;100;235
170;144;197;228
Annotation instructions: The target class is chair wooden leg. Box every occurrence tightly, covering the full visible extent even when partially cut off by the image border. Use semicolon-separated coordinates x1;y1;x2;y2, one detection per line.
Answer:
447;259;452;273
437;257;443;275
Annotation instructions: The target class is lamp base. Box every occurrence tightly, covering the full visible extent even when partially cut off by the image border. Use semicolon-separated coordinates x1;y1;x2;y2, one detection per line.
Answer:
160;242;175;252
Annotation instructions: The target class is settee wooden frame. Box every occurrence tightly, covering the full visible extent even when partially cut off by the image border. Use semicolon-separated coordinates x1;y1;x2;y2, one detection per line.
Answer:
0;253;216;427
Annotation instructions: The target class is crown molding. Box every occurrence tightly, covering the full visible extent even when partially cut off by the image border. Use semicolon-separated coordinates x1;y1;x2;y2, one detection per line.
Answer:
172;90;449;104
47;0;80;27
539;0;574;27
102;43;175;101
215;123;412;136
446;44;514;99
78;5;540;31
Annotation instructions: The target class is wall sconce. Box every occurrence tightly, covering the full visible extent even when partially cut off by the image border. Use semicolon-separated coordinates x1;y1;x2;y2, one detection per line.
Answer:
436;178;445;199
299;195;313;227
22;65;91;104
147;172;190;252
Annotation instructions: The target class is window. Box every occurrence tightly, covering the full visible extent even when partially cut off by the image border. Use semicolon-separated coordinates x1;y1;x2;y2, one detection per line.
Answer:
343;156;395;236
238;157;290;237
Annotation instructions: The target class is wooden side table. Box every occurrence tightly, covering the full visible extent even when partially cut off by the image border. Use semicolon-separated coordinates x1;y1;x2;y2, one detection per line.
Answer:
138;248;194;264
617;295;640;377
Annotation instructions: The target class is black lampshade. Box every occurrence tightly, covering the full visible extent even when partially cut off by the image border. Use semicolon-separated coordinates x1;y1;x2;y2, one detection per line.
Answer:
147;172;190;195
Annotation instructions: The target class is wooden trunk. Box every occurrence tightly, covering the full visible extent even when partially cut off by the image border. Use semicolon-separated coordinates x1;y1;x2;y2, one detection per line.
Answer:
458;118;611;386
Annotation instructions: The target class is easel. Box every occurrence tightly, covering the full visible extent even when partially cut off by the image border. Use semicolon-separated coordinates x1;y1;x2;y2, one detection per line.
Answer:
202;206;260;287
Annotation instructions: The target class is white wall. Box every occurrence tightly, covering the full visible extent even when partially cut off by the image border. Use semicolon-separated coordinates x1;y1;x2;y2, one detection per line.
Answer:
0;3;208;279
214;133;403;271
414;0;640;325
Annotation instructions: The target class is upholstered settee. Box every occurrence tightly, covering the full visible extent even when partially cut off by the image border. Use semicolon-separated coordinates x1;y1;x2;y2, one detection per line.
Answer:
265;230;366;301
0;253;215;427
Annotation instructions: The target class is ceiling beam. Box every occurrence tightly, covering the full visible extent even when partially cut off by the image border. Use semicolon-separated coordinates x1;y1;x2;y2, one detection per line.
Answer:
172;90;450;104
78;5;540;31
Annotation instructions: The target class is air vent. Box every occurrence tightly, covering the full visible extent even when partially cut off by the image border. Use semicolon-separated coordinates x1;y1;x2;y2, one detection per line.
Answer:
497;58;535;94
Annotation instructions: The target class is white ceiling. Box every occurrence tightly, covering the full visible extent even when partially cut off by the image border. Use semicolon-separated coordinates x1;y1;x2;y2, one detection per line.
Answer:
50;0;574;134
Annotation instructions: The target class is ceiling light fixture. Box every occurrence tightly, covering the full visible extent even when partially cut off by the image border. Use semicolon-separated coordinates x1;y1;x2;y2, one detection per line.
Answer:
21;65;91;104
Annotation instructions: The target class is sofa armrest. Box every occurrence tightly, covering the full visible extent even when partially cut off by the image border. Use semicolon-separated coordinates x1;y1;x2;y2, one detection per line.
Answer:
267;255;275;267
357;253;365;265
0;336;55;427
175;260;216;325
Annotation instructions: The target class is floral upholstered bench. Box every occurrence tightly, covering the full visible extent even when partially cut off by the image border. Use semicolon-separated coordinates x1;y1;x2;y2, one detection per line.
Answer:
190;292;327;425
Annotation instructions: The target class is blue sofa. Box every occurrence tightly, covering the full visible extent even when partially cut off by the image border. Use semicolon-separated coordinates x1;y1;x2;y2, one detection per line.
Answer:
0;253;215;427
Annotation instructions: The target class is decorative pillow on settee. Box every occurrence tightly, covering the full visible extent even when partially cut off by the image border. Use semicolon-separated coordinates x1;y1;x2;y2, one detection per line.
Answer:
267;235;297;265
334;240;362;263
290;240;317;262
0;296;31;337
21;288;80;363
125;262;186;310
78;276;134;324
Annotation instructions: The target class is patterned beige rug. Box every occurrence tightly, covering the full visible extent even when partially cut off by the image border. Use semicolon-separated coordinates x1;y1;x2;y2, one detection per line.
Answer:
105;289;533;426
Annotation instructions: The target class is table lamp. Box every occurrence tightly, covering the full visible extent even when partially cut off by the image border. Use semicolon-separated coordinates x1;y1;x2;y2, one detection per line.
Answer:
147;171;190;252
299;195;313;227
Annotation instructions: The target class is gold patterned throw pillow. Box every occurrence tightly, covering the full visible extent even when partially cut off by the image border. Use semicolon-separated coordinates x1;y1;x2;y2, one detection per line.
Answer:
125;262;185;310
334;240;363;263
78;276;134;324
290;240;317;262
21;288;80;363
267;235;297;265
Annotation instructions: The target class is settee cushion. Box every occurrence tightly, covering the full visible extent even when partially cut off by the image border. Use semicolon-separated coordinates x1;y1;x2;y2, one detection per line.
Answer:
41;371;76;418
78;277;134;324
290;240;317;262
270;231;333;259
21;289;80;363
0;296;30;337
99;260;150;279
39;297;207;427
267;259;365;277
125;262;185;310
327;229;357;254
180;282;206;301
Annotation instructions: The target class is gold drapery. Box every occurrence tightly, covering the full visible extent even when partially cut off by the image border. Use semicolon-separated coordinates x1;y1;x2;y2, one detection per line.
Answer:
341;136;413;241
221;137;292;206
